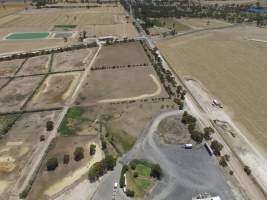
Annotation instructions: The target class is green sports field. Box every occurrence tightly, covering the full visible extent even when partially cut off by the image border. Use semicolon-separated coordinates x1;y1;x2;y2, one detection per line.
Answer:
5;32;50;40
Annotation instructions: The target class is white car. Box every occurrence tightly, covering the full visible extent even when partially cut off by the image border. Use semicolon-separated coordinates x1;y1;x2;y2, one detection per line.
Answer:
114;182;118;189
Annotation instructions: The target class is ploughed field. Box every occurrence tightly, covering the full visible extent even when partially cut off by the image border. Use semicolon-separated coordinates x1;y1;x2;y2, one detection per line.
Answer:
157;25;267;158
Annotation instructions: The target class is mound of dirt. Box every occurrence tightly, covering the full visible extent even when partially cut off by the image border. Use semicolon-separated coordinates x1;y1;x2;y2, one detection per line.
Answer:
157;115;191;144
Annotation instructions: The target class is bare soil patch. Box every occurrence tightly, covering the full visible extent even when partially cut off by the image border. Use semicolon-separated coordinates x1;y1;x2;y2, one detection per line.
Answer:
0;111;60;199
0;59;24;77
76;67;166;105
52;48;95;72
158;115;191;144
17;55;49;76
0;76;44;113
93;41;150;67
29;73;80;109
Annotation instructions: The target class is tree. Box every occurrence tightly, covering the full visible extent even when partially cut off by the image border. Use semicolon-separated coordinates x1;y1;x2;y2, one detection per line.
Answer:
46;157;58;171
74;147;84;161
101;140;107;150
211;140;223;156
63;154;70;164
204;127;214;140
150;164;163;180
46;121;54;131
126;189;135;197
90;144;96;156
244;165;251;176
88;161;106;182
104;155;116;171
40;135;45;142
191;131;204;144
133;171;139;178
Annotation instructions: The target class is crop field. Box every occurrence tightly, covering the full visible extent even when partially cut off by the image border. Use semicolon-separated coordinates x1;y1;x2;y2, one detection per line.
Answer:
93;42;150;67
0;76;44;113
29;73;80;109
0;111;60;199
52;48;95;72
76;67;166;105
0;59;24;77
27;135;101;200
157;25;267;158
17;55;49;76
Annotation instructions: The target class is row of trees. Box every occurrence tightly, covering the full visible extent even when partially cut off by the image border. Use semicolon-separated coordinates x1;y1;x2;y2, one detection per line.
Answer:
91;63;149;71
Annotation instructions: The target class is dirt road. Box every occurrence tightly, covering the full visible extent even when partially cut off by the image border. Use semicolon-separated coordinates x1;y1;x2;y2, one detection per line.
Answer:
12;44;102;200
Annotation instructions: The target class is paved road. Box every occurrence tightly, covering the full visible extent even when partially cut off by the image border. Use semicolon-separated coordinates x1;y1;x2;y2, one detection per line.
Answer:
93;110;236;200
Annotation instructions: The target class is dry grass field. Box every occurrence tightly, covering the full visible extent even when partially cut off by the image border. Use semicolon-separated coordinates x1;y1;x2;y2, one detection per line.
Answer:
0;3;30;18
93;42;150;67
52;48;95;72
76;67;166;105
177;18;231;30
27;135;100;200
0;59;24;77
17;55;49;76
157;25;267;158
0;4;138;54
0;76;44;113
0;111;60;199
29;73;80;109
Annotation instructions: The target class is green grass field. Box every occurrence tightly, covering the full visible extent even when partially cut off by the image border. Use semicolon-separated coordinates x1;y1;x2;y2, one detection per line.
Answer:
52;25;77;31
6;32;49;40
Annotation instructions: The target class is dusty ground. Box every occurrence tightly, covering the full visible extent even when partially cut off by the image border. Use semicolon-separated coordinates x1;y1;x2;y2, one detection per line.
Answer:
158;115;191;144
27;135;100;200
0;59;24;77
0;111;60;200
93;41;150;67
157;25;267;191
52;48;95;72
17;55;50;76
29;73;80;109
0;76;44;113
76;67;166;105
177;18;231;30
0;3;30;19
0;78;9;88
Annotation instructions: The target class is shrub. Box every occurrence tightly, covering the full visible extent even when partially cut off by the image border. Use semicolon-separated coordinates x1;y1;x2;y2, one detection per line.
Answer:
46;157;58;171
244;165;251;176
46;121;54;131
90;144;96;156
74;147;84;161
150;164;163;180
126;189;135;197
63;154;70;164
133;172;139;178
229;170;234;176
104;155;116;171
40;135;45;142
101;140;107;150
